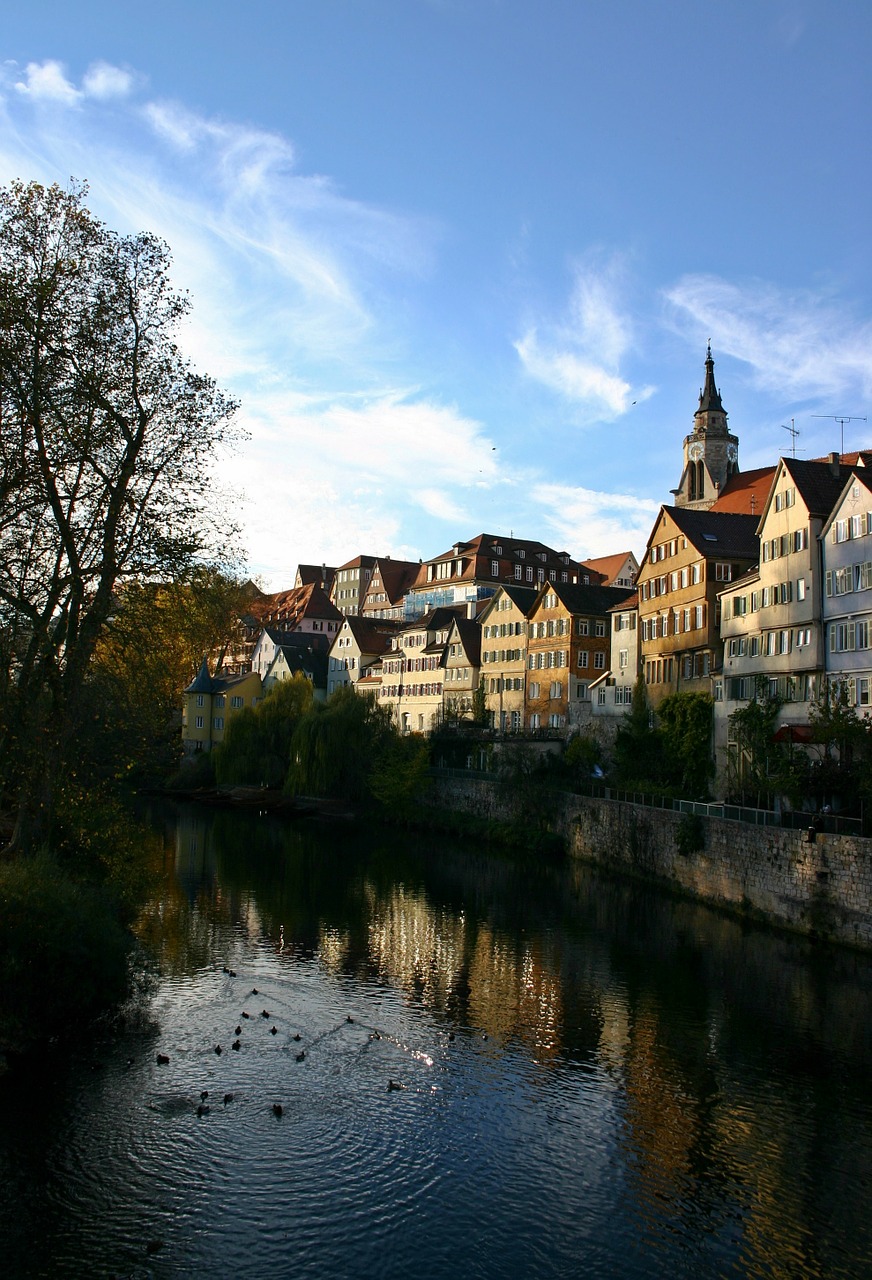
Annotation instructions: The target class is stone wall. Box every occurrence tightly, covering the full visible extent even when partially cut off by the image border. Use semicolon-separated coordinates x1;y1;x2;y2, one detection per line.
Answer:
427;775;872;950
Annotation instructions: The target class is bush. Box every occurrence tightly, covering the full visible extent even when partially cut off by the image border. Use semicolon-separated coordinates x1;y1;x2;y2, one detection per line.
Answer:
0;854;132;1050
676;811;706;857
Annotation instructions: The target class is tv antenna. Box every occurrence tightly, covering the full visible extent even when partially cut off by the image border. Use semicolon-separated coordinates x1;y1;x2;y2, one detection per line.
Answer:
781;419;799;458
812;414;867;456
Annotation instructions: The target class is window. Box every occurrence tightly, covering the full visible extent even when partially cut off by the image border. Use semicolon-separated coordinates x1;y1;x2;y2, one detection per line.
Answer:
514;565;522;580
694;605;705;629
715;563;732;582
213;716;224;730
230;696;243;708
578;650;589;668
619;648;628;669
195;715;204;729
595;620;606;637
796;628;811;648
577;619;589;636
196;694;204;707
594;652;605;670
529;682;540;698
530;712;541;729
526;566;533;583
597;686;607;706
549;681;562;699
796;578;806;601
491;560;499;576
691;563;701;584
577;683;589;700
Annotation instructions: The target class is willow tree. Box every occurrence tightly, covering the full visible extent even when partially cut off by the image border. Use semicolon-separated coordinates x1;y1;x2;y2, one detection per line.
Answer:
0;181;238;852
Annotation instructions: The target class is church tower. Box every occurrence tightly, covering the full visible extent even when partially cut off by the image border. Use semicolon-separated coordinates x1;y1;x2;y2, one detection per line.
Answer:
672;345;739;510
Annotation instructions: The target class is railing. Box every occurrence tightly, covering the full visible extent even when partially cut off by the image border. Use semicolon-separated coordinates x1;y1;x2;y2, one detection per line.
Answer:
429;768;867;835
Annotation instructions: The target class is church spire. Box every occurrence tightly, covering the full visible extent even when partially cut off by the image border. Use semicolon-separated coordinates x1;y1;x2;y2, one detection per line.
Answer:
696;342;724;416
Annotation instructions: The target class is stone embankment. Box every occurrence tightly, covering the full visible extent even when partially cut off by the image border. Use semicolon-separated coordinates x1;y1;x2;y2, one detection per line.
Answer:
427;775;872;950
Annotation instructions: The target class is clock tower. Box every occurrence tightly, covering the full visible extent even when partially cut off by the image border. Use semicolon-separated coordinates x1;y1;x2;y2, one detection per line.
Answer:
672;345;739;510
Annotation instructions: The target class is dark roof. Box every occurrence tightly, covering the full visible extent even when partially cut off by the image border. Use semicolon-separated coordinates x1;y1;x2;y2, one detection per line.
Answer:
335;554;379;572
448;615;482;665
695;344;725;416
540;582;636;616
274;645;328;688
663;507;759;559
496;583;539;613
260;627;331;652
185;658;257;695
342;616;403;651
783;457;861;519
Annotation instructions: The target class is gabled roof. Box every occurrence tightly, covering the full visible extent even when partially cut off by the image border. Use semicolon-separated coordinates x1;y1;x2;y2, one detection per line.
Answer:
335;553;379;572
656;507;759;560
710;466;776;515
532;581;636;616
607;591;638;612
339;615;403;652
411;532;578;590
270;644;328;687
185;658;259;695
477;583;539;623
446;615;482;665
580;551;635;584
255;582;342;629
365;558;420;605
780;456;861;520
295;564;336;589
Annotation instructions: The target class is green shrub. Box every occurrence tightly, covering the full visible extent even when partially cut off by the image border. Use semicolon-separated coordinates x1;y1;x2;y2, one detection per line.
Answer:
676;811;706;857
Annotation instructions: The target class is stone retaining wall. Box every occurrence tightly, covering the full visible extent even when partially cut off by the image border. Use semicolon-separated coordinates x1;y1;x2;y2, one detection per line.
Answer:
427;775;872;950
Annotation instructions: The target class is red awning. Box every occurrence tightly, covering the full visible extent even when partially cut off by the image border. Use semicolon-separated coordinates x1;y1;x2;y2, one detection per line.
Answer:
773;724;814;744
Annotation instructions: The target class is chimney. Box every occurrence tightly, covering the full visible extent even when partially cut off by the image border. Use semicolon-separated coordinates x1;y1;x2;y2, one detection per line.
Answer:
829;451;840;476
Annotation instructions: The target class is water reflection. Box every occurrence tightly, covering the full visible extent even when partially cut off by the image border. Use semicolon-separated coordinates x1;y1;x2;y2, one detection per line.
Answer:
0;801;869;1278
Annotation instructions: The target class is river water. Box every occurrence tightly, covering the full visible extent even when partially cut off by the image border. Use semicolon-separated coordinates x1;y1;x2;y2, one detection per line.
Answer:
1;802;871;1279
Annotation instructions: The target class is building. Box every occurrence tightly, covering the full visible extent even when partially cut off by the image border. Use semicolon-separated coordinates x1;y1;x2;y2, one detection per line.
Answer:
672;345;740;511
580;551;639;589
590;593;640;725
404;533;589;620
526;582;635;732
442;616;483;723
378;606;462;733
638;506;759;707
715;453;868;791
327;616;403;693
360;557;421;620
478;584;537;733
249;583;343;677
331;555;379;617
263;643;328;700
181;660;262;753
822;468;872;714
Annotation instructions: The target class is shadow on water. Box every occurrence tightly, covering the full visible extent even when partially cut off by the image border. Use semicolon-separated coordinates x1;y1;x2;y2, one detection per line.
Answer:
1;798;870;1278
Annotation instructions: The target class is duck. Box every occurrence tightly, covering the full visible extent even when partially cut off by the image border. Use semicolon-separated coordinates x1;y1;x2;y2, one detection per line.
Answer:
235;1025;242;1036
232;1039;241;1051
200;1090;209;1102
270;1026;278;1035
196;1103;210;1118
214;1044;222;1055
293;1033;302;1042
296;1050;306;1062
261;1010;270;1019
387;1079;402;1091
223;1093;234;1105
272;1103;283;1118
156;1053;170;1066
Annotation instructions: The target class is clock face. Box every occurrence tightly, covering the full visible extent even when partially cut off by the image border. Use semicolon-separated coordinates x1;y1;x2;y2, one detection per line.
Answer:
689;443;703;462
727;443;738;463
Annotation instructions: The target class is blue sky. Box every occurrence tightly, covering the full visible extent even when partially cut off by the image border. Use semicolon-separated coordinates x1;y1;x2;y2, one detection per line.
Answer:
2;1;870;586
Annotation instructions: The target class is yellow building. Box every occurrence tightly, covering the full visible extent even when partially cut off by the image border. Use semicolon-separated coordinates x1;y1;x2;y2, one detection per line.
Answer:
181;658;262;754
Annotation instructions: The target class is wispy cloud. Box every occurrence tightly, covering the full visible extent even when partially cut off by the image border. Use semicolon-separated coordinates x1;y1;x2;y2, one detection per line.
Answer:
13;59;81;105
514;255;655;421
665;274;872;404
532;483;659;561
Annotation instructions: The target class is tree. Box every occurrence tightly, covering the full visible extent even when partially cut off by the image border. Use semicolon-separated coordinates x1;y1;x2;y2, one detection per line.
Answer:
611;676;666;791
727;677;784;806
657;691;714;798
89;569;257;780
286;686;395;801
215;674;314;789
0;180;238;851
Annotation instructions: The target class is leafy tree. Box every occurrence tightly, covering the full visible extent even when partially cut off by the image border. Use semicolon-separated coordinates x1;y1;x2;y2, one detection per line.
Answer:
0;180;238;851
784;681;872;812
369;735;432;818
727;677;784;806
215;674;314;789
287;686;395;801
88;569;257;780
472;676;488;726
611;677;667;791
657;691;714;798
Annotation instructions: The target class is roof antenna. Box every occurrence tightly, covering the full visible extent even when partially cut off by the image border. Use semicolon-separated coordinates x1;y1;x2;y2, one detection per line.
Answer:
781;420;799;458
812;414;867;456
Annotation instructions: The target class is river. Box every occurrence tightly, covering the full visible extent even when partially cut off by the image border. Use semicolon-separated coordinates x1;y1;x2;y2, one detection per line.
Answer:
1;801;871;1279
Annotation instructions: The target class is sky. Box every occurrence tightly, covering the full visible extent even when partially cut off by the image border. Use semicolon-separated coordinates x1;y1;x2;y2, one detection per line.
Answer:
2;1;870;587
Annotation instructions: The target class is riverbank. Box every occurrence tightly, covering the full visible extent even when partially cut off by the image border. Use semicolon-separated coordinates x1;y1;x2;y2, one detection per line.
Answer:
425;774;872;951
